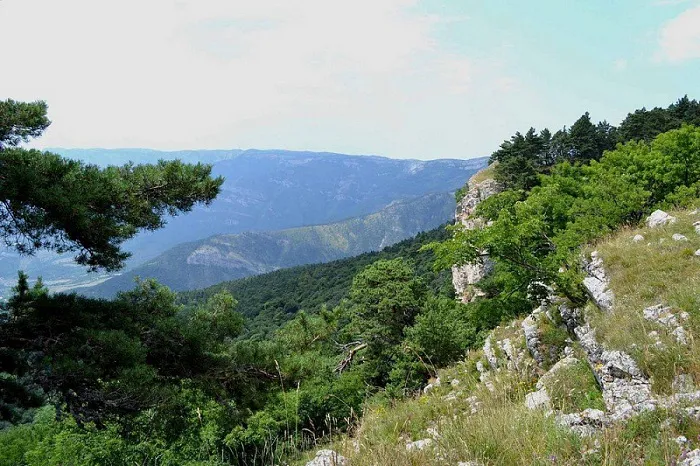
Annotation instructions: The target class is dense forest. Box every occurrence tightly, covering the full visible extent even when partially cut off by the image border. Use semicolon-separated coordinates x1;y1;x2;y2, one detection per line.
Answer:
0;96;699;465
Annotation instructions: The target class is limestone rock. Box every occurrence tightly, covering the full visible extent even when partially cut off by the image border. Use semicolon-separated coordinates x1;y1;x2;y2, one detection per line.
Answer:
679;449;700;466
556;409;606;436
451;177;501;303
646;209;677;228
695;249;700;257
306;450;348;466
673;233;688;242
582;251;614;312
522;307;545;366
643;304;688;344
632;234;645;242
694;221;700;235
525;389;551;410
406;438;433;452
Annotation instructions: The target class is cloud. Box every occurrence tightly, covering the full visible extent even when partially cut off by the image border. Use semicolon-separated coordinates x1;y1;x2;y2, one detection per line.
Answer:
657;3;700;62
0;0;528;158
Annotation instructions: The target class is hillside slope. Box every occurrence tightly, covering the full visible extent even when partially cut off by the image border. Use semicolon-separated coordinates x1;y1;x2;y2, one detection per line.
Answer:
84;193;456;298
304;206;700;465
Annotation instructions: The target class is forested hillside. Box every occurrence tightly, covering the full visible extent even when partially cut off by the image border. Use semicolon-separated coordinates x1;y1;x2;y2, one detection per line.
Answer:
84;192;456;297
1;97;699;466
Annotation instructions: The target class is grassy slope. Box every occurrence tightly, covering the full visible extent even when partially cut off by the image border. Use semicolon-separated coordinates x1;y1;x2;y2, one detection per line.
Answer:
293;206;700;465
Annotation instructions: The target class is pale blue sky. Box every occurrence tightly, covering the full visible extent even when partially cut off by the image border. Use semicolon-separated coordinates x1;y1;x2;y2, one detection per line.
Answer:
0;0;698;160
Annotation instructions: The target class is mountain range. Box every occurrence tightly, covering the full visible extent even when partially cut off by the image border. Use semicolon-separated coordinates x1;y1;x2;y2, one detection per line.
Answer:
82;192;456;297
0;149;486;297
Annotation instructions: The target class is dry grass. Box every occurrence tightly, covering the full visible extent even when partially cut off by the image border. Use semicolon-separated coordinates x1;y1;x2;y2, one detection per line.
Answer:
469;163;498;185
590;206;700;394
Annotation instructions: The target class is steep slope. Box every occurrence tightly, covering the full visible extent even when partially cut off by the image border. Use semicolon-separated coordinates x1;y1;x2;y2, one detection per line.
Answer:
84;193;456;298
303;206;700;466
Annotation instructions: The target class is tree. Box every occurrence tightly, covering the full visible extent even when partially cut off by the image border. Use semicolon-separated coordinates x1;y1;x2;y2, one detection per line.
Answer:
567;112;599;162
346;258;426;385
0;99;223;270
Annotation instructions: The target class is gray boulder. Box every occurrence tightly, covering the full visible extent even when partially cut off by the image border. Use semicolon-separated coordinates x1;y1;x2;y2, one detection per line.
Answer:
306;450;348;466
646;210;677;228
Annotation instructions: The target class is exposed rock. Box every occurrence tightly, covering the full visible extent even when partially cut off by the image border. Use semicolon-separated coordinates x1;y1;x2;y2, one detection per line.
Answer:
574;324;654;421
556;409;606;436
695;221;700;235
522;307;545;366
632;234;645;242
582;251;614;312
676;435;689;445
673;233;689;242
643;304;688;344
306;450;348;466
405;438;433;452
466;395;481;414
455;178;502;228
695;249;700;257
423;377;441;394
452;261;493;303
457;462;483;466
450;378;460;387
559;303;582;333
679;449;700;466
483;335;498;370
452;177;501;303
646;209;677;228
426;426;440;439
525;388;551;410
536;356;579;391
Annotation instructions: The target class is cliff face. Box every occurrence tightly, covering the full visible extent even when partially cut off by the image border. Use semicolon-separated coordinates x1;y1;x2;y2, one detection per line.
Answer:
451;175;501;303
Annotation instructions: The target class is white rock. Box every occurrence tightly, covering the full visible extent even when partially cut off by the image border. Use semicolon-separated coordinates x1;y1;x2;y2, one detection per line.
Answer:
525;389;551;410
676;435;689;445
632;234;645;242
695;249;700;257
450;379;460;387
646;210;677;228
582;252;614;312
695;221;700;235
673;233;688;242
306;450;349;466
679;448;700;466
423;383;435;394
406;438;433;452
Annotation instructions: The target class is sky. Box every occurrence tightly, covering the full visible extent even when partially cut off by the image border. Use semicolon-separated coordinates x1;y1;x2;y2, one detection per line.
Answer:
1;0;699;160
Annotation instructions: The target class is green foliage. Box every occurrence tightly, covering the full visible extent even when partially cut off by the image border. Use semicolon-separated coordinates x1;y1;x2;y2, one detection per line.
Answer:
180;226;454;339
0;99;223;271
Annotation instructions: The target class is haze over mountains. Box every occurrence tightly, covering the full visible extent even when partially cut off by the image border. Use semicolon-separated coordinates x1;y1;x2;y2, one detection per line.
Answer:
0;149;486;297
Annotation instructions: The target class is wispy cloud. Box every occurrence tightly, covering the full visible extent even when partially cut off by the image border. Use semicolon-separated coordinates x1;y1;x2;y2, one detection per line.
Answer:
657;3;700;62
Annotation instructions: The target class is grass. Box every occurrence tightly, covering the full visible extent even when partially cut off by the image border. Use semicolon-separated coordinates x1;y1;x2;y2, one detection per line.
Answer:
541;346;605;414
292;205;700;465
469;163;498;185
590;206;700;394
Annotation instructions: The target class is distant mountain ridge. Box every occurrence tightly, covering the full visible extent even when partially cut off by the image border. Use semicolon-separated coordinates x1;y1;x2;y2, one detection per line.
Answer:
82;192;457;297
0;149;486;297
51;149;486;263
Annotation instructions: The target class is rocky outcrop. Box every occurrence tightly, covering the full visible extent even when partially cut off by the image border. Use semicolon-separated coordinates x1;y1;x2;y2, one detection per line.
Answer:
643;304;689;344
582;251;614;312
452;175;501;303
306;450;348;466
